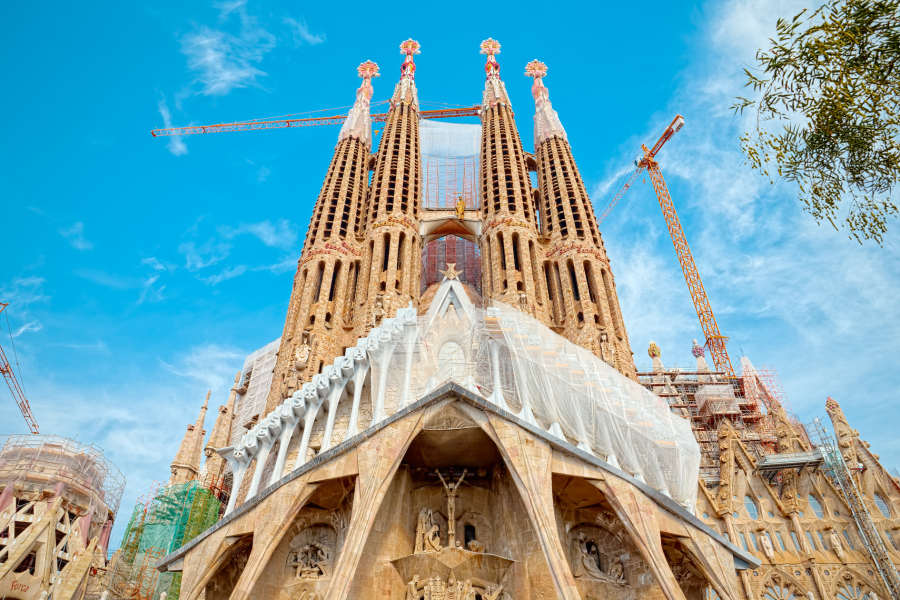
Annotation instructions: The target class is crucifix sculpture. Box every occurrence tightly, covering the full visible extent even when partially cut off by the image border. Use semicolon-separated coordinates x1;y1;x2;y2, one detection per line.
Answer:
436;469;467;546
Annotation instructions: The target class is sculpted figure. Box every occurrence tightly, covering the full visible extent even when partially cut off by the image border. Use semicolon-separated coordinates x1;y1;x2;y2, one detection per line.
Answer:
436;469;467;546
445;576;459;600
609;556;626;585
467;539;485;553
281;368;300;400
456;195;466;220
761;532;775;560
406;575;420;600
424;524;442;552
483;585;504;600
829;530;845;560
372;296;385;327
295;336;311;370
571;533;605;580
599;332;616;367
313;542;332;578
415;507;433;553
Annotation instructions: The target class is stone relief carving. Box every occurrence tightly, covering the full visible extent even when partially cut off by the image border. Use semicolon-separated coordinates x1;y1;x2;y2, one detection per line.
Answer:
285;524;337;582
571;532;626;586
761;532;775;561
372;295;386;327
829;529;846;560
416;507;436;553
295;333;313;371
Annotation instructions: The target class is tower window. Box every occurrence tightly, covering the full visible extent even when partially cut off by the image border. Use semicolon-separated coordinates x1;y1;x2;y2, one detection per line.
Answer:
842;530;855;550
464;524;476;546
775;531;786;551
873;493;890;517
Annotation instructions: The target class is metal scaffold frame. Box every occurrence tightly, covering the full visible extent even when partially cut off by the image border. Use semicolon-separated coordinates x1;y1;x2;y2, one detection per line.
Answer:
806;418;900;598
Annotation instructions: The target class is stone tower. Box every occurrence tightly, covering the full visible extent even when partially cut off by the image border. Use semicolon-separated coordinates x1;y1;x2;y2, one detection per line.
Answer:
199;372;240;486
262;61;379;415
525;60;636;378
354;39;424;337
169;391;209;486
477;39;552;327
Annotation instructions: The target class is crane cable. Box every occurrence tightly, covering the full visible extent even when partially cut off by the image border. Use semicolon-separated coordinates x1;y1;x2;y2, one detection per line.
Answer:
2;308;28;399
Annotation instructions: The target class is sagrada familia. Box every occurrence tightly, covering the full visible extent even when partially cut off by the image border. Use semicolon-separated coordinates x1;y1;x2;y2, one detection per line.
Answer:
2;38;899;600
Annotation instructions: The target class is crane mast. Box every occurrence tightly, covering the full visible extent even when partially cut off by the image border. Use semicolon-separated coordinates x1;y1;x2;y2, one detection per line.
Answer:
0;303;40;433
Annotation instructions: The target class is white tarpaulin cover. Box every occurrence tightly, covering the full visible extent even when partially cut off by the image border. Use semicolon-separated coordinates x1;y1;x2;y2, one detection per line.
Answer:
420;119;481;157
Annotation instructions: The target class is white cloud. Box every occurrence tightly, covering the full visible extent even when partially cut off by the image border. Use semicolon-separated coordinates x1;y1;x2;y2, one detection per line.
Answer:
160;343;246;391
257;166;272;182
12;321;42;337
218;219;297;250
201;265;248;286
253;256;296;275
178;240;231;271
58;222;94;251
284;16;325;46
181;2;275;96
157;97;188;156
141;257;174;271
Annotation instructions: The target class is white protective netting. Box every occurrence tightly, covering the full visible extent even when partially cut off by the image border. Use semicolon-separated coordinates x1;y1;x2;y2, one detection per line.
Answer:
366;289;700;507
230;338;281;447
420;119;481;156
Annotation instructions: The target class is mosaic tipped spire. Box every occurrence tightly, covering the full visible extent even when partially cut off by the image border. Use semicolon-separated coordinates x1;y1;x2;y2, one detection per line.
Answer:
339;60;380;147
480;38;510;108
392;39;420;109
525;60;567;149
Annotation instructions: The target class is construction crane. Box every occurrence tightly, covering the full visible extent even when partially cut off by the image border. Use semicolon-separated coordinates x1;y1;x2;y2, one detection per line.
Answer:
151;105;482;137
0;302;40;434
597;116;736;377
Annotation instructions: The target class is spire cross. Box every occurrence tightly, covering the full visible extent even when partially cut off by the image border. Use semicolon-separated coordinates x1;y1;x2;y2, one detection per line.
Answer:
525;59;549;98
480;38;502;79
356;60;379;99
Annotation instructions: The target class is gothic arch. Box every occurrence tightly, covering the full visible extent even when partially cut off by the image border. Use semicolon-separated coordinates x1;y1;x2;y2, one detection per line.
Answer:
829;567;884;600
758;568;810;600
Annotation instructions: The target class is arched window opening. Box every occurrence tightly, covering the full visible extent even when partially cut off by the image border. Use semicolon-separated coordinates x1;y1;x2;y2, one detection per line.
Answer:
382;234;391;272
529;240;542;304
397;233;405;271
325;311;332;325
873;493;890;517
497;234;507;271
789;531;801;551
744;496;759;519
511;233;521;271
308;315;315;326
805;530;817;550
313;262;325;303
836;583;871;600
584;261;599;304
464;524;476;547
775;531;787;551
328;261;342;302
553;263;566;318
763;584;798;600
842;530;855;550
577;312;584;323
567;261;580;302
808;494;824;519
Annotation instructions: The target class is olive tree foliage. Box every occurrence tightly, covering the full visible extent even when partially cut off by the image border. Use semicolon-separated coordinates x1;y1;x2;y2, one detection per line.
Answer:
733;0;900;244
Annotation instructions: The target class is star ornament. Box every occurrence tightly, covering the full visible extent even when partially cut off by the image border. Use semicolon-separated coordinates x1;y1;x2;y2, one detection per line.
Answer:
440;263;461;280
357;60;380;79
479;38;501;56
399;39;421;56
524;60;547;79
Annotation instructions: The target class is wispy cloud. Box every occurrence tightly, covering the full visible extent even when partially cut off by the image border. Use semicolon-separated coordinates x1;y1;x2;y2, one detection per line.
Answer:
257;166;272;182
218;219;297;250
141;257;174;271
252;256;296;275
51;340;109;352
178;240;231;271
157;97;188;156
181;1;275;96
201;265;248;285
75;270;144;290
12;321;42;337
58;222;94;251
284;16;325;46
160;343;246;391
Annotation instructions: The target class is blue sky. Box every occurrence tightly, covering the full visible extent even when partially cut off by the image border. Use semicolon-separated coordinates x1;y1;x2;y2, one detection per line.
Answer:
2;0;898;548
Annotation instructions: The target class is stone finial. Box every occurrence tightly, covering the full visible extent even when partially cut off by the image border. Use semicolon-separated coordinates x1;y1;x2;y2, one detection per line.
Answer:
648;341;661;359
524;60;567;149
480;38;510;108
169;391;211;486
392;40;420;109
339;61;379;147
691;339;705;358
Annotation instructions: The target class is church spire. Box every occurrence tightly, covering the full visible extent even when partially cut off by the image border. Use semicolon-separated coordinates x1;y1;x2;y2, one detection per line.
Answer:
201;373;240;485
339;60;379;148
169;391;209;486
524;60;567;150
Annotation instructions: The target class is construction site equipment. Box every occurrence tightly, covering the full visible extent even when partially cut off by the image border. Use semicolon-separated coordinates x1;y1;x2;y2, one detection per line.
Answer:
596;116;736;377
106;478;223;600
754;449;824;484
151;105;482;138
806;418;900;598
0;302;39;433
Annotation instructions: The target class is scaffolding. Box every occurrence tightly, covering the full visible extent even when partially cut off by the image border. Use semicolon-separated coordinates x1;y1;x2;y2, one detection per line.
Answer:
105;478;223;600
806;418;900;598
